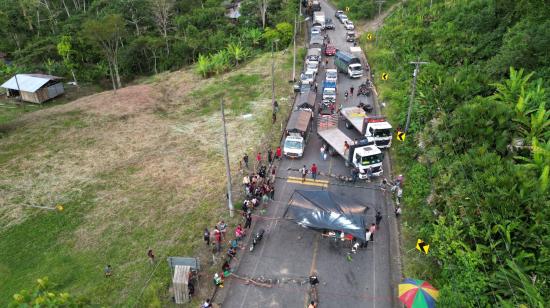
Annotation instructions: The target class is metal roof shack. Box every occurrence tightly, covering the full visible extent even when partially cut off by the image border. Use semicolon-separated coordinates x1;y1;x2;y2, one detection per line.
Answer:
1;74;64;104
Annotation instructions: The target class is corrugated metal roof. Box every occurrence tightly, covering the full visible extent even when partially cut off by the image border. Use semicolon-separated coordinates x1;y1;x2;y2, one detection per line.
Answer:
1;74;62;92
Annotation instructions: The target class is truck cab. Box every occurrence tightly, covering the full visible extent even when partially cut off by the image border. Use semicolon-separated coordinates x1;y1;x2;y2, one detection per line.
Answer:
352;144;384;178
364;119;393;148
284;134;306;158
284;108;313;158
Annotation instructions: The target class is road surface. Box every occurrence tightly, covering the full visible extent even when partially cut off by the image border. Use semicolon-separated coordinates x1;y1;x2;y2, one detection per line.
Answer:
222;1;400;307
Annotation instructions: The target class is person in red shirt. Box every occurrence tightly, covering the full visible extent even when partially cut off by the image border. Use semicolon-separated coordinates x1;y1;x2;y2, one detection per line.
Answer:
276;146;282;160
255;152;262;170
311;163;318;181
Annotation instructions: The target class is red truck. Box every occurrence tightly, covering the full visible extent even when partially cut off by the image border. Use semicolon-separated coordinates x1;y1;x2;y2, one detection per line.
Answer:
325;44;336;56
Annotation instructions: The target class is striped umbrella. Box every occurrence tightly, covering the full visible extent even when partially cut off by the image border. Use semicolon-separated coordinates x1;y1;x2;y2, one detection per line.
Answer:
398;278;439;308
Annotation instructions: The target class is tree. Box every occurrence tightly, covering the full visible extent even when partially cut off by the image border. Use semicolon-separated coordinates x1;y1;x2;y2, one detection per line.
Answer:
57;35;78;86
259;0;268;29
150;0;174;54
81;14;126;91
245;27;263;47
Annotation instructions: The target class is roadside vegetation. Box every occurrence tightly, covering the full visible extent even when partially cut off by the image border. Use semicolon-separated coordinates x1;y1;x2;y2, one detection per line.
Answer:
330;0;397;20
362;0;549;306
0;0;299;89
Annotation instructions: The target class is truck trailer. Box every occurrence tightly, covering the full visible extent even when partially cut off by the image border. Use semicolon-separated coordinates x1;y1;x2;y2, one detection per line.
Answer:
317;115;384;178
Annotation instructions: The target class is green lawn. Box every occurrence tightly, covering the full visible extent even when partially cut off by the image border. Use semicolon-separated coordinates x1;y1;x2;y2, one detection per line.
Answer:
0;51;295;306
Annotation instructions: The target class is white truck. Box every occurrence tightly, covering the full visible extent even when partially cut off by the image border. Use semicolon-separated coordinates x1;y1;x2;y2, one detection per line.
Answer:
283;107;313;158
341;107;393;148
313;11;325;29
317;115;384;178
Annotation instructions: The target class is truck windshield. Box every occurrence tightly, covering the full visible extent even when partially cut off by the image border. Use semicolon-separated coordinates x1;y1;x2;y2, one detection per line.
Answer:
374;129;391;137
362;153;383;165
350;66;362;72
285;140;302;149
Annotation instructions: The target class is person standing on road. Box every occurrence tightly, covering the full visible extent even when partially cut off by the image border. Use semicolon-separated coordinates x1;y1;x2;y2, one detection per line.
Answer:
276;146;282;160
343;141;350;156
244;210;252;229
344;90;349;101
311;163;318;181
350;86;354;96
369;223;377;242
320;145;326;161
375;211;383;227
366;167;373;182
243;154;249;169
351;167;359;183
300;165;308;183
325;58;329;67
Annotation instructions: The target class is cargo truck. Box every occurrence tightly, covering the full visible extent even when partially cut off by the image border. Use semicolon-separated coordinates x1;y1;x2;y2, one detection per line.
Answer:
340;107;393;148
317;115;384;177
322;81;336;102
283;108;313;158
313;11;325;29
334;51;362;78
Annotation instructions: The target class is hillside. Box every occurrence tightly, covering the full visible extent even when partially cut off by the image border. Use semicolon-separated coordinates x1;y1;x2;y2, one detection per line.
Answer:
0;51;295;306
357;0;549;306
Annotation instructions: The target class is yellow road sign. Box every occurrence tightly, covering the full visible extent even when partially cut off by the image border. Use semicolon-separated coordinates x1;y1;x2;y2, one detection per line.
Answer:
382;73;389;81
287;176;329;188
367;33;374;41
55;204;64;212
397;131;406;141
416;239;429;254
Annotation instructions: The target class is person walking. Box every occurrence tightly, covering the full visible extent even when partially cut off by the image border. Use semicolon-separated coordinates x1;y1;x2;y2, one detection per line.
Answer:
325;58;329;67
268;149;273;164
243;154;249;169
272;111;277;124
271;166;277;182
344;90;349;102
395;206;402;217
300;165;308;183
147;248;155;264
244;210;252;229
311;163;318;181
203;228;211;246
351;167;359;183
314;81;318;92
273;100;279;113
366;167;373;182
369;223;377;242
375;211;382;227
218;220;227;240
320;145;326;161
201;299;213;308
276;146;282;160
350;86;354;96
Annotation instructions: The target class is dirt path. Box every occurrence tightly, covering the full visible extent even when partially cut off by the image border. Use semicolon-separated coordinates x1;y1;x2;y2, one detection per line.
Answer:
363;1;403;32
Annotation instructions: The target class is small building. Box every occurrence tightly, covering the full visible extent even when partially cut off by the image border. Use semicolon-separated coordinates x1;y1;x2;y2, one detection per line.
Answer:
224;0;241;19
1;74;64;104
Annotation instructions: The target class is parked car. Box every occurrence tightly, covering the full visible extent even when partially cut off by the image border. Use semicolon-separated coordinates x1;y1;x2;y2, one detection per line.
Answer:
299;82;312;94
346;31;356;42
325;69;338;84
335;10;344;18
325;44;336;56
339;14;348;23
311;26;321;36
344;20;355;30
306;61;319;74
324;18;335;30
300;70;316;85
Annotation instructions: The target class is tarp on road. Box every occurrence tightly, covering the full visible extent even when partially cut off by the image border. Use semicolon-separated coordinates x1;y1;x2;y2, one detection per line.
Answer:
283;190;368;241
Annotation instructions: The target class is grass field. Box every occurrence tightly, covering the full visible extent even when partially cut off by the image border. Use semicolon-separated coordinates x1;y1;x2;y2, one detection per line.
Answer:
0;50;297;306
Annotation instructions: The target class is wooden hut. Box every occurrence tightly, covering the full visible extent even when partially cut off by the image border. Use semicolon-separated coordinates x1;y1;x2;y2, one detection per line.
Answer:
1;74;64;104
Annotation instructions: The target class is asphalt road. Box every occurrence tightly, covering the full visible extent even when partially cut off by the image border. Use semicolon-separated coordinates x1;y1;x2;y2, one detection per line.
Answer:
222;1;399;307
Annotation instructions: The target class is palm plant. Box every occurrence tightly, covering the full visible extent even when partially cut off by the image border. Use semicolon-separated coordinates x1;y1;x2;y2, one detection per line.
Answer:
195;54;210;78
245;28;262;47
209;50;229;75
226;42;248;66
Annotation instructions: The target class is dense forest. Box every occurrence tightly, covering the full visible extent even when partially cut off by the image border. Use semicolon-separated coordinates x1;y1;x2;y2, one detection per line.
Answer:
366;0;549;306
0;0;298;87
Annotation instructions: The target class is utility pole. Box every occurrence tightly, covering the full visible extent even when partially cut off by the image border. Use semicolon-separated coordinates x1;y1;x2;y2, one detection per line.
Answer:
405;60;428;132
375;0;386;17
271;39;279;108
292;14;297;81
220;99;234;217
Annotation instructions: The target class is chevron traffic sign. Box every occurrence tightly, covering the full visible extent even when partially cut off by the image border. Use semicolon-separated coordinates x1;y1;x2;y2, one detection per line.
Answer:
382;72;389;80
396;131;406;141
416;239;429;254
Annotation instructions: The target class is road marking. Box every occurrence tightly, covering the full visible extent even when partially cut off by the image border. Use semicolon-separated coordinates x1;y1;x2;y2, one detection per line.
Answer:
303;234;320;307
287;176;329;184
287;179;329;188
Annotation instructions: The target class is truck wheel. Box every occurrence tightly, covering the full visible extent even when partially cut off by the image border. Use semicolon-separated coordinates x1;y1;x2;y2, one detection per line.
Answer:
328;147;335;156
345;121;352;129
